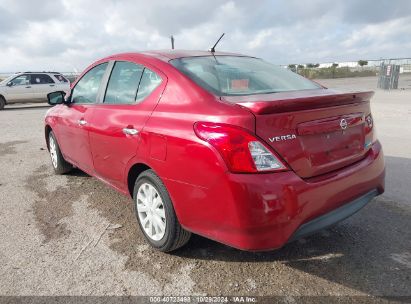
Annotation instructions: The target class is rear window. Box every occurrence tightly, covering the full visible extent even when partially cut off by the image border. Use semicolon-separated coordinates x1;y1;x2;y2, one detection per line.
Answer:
54;74;68;83
104;61;144;104
30;74;54;84
170;56;321;96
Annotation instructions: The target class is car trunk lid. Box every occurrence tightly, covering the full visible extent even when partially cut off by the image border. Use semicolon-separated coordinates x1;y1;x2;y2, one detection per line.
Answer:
222;89;374;178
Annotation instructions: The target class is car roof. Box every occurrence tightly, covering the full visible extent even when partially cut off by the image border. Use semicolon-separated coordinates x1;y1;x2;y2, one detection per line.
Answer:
107;50;250;62
143;49;246;60
21;72;62;74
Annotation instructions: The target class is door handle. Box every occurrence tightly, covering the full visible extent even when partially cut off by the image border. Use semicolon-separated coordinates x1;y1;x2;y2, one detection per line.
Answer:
25;86;31;88
123;128;139;135
49;84;55;87
78;119;87;126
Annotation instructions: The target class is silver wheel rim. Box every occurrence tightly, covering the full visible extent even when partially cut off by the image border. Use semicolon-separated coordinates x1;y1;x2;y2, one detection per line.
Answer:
136;183;166;241
49;135;58;169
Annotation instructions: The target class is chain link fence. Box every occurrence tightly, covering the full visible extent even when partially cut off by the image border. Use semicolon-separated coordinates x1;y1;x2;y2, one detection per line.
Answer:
285;58;411;80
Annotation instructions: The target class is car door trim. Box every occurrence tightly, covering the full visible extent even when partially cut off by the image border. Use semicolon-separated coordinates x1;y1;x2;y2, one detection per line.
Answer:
96;60;115;104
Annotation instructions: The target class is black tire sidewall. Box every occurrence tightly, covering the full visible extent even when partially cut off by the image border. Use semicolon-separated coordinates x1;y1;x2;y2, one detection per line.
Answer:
49;131;69;174
133;170;177;250
0;97;5;110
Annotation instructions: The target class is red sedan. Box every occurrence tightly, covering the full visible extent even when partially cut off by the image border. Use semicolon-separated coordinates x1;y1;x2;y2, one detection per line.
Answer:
44;50;385;252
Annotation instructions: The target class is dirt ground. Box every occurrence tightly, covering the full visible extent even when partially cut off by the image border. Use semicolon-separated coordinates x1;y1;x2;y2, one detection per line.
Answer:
0;75;410;299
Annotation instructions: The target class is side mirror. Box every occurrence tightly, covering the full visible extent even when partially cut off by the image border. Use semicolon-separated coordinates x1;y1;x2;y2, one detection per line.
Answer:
6;82;13;87
47;91;66;105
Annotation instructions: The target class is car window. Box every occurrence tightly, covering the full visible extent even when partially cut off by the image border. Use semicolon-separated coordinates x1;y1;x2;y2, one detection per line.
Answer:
71;63;108;104
30;74;55;85
9;75;30;86
104;61;144;104
54;74;68;83
171;56;321;96
136;68;162;103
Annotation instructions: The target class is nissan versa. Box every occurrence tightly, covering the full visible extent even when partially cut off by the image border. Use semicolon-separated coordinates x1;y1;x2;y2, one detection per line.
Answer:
44;50;385;252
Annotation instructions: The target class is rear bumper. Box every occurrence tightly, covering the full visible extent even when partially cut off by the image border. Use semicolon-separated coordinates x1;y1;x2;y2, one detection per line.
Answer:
172;140;385;251
289;189;378;242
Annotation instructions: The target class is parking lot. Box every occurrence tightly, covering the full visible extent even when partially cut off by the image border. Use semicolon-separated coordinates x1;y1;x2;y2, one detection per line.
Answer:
0;76;410;298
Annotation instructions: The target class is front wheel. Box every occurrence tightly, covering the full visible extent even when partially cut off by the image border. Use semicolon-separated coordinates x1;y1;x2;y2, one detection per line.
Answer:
0;96;5;110
48;131;73;174
133;170;191;252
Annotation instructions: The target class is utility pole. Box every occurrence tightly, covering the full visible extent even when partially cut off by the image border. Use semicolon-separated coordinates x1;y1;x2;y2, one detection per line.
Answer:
170;35;175;49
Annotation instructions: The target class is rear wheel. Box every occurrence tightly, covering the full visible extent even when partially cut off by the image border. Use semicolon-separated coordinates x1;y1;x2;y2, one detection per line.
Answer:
133;170;191;252
0;96;5;110
48;131;73;174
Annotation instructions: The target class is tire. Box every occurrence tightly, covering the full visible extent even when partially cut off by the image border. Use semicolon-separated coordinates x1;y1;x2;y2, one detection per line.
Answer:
133;170;191;252
48;131;73;174
0;96;5;110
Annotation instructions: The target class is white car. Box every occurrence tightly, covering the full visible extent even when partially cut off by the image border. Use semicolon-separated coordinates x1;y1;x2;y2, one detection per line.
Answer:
0;72;70;110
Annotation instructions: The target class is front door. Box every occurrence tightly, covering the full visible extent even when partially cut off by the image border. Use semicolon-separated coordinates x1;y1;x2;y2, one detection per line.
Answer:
56;62;109;173
87;61;165;189
5;74;32;102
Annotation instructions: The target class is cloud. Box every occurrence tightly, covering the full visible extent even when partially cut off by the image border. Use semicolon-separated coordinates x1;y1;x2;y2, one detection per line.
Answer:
0;0;410;72
341;0;411;24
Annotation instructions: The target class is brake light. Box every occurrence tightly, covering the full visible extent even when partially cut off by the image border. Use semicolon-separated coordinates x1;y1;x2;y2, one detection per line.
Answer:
194;122;288;173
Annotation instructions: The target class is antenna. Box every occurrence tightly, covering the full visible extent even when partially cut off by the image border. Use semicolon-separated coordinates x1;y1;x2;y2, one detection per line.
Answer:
170;35;175;49
209;33;225;53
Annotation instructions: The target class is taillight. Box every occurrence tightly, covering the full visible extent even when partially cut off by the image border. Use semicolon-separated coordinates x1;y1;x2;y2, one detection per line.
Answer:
194;122;288;173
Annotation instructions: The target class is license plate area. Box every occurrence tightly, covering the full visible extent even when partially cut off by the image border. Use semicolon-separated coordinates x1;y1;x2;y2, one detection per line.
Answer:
301;125;365;166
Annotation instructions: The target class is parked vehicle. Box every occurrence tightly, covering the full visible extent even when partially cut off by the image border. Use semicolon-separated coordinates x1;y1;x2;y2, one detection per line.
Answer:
0;72;70;110
44;50;385;252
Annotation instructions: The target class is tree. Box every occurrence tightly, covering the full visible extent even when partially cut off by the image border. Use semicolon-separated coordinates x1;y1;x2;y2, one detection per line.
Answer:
306;63;315;68
358;60;368;67
297;64;304;69
332;63;339;68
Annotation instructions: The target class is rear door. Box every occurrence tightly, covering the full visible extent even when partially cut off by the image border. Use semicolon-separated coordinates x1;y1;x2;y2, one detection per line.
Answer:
87;61;165;189
56;63;109;173
30;74;56;101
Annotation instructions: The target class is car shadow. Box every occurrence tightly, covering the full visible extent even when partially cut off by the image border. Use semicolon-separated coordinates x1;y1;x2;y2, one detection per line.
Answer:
65;167;90;178
172;155;411;296
56;153;410;296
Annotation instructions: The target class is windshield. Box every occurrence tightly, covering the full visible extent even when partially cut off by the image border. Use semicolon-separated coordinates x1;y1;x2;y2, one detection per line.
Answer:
170;56;321;96
0;75;13;85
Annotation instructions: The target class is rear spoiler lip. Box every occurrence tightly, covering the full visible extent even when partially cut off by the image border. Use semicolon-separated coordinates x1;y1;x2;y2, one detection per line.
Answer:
223;89;375;115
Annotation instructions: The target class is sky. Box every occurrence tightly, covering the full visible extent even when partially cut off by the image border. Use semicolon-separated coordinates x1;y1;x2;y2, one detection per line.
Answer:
0;0;410;72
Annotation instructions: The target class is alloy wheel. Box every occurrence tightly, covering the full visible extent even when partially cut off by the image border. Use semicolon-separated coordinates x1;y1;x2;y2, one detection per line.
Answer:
49;135;58;168
136;182;167;241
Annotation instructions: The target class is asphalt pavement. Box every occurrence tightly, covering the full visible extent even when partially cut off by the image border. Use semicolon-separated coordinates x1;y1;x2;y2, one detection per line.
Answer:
0;76;410;299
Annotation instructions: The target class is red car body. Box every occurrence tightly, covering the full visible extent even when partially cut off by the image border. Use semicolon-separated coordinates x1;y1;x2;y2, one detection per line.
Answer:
45;50;385;251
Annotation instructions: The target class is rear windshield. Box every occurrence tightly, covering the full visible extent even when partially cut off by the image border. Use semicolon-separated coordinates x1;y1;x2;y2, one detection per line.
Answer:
170;56;321;96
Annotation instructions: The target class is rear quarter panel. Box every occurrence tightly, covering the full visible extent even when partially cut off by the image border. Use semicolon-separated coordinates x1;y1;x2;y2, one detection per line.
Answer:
127;64;256;229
